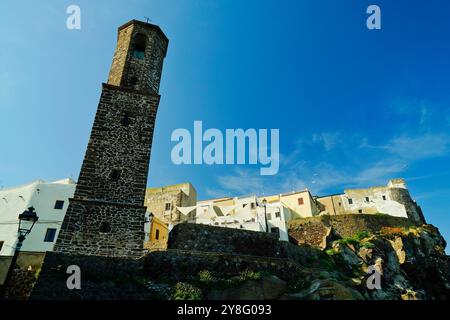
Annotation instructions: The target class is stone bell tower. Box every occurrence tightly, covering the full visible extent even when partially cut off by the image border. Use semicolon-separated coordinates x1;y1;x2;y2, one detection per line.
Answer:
53;20;168;258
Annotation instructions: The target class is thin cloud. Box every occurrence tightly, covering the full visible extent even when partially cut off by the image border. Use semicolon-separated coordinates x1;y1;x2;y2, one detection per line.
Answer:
216;168;268;196
361;133;450;160
385;134;449;160
312;132;342;151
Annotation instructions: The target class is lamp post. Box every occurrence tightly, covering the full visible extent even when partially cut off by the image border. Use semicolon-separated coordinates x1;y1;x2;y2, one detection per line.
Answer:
1;207;39;298
262;198;269;232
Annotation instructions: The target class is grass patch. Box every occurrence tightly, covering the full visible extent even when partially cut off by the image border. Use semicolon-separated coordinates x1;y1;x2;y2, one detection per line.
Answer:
238;269;261;282
337;231;371;246
360;241;375;249
172;282;203;300
198;270;216;285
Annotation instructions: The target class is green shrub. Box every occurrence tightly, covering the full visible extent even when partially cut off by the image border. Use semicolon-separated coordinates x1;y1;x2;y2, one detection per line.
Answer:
198;270;216;286
360;241;375;249
338;231;371;246
354;231;371;241
337;237;359;246
238;269;261;282
172;282;202;300
325;249;336;256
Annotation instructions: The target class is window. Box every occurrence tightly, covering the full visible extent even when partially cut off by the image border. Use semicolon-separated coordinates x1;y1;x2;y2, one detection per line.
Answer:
250;203;255;209
365;197;370;202
110;169;120;181
131;33;146;59
54;200;64;210
382;195;387;200
267;213;272;220
44;228;57;242
298;197;304;205
165;203;171;211
275;211;281;218
99;222;111;233
348;198;353;205
121;112;130;126
129;77;138;86
358;209;363;214
0;241;4;252
155;229;160;240
271;227;279;234
338;202;342;207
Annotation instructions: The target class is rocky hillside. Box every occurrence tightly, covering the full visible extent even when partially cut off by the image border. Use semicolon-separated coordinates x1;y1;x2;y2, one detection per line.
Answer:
323;223;450;299
11;215;450;300
141;216;450;300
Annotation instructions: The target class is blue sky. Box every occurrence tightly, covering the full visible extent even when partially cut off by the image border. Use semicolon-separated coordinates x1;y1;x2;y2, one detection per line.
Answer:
1;1;450;247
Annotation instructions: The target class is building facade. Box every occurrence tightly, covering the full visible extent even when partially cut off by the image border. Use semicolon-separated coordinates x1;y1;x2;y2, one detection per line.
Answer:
182;179;424;240
144;183;197;226
1;175;422;258
195;195;291;241
0;179;75;256
143;213;169;252
316;179;425;223
266;189;320;219
54;20;169;258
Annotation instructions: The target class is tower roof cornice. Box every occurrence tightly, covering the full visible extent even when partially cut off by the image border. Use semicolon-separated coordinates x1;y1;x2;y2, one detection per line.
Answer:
118;19;169;52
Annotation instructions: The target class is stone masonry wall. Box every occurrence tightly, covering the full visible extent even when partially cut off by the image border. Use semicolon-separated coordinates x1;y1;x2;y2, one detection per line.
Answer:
54;84;158;258
55;199;146;257
107;20;168;95
168;223;285;258
30;252;150;300
53;20;168;259
73;85;160;205
144;184;197;225
389;188;425;224
145;189;183;224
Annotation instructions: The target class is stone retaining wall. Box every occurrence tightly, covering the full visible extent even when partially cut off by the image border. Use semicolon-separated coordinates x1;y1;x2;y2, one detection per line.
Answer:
168;223;285;258
30;252;150;300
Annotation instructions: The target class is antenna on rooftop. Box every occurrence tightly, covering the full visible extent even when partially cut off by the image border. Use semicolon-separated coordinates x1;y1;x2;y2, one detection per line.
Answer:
144;16;152;23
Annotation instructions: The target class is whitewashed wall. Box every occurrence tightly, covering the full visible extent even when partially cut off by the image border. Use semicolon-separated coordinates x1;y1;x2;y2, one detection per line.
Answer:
0;179;75;256
193;197;290;241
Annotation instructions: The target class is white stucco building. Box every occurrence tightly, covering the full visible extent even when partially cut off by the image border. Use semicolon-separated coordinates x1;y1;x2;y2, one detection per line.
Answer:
316;179;425;223
181;195;291;241
0;179;76;256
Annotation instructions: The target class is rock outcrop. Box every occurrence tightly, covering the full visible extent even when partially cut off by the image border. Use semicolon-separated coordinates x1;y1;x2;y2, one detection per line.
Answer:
323;224;450;300
141;217;449;300
6;215;449;300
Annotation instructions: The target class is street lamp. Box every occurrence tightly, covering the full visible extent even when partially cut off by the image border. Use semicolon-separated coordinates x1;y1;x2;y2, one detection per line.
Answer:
262;198;269;232
17;207;39;248
1;207;39;298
